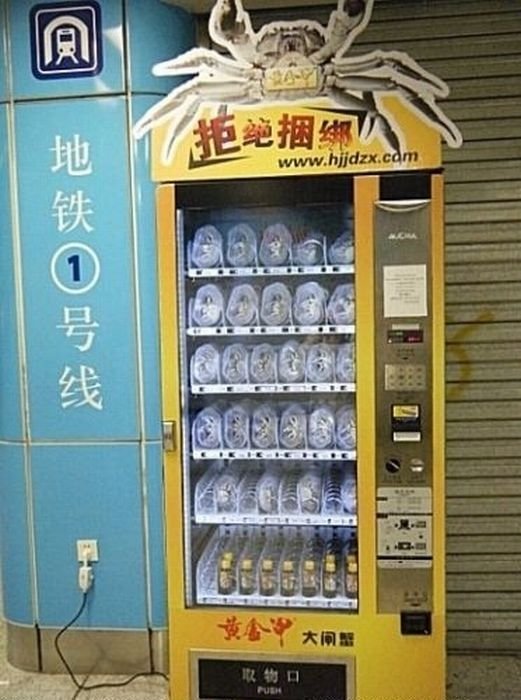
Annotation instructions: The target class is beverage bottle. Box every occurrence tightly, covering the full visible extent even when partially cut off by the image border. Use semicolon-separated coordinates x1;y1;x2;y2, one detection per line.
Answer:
301;559;318;597
323;554;337;599
239;558;255;595
345;553;358;599
218;552;235;595
259;558;276;596
280;559;297;597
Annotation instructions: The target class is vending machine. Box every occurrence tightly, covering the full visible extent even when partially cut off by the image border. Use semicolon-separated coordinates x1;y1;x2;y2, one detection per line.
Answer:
138;1;460;698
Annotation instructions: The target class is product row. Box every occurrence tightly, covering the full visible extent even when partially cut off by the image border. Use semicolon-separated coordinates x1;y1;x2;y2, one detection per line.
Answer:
197;526;358;602
191;402;356;451
190;340;355;386
195;463;356;518
188;282;354;328
188;222;354;269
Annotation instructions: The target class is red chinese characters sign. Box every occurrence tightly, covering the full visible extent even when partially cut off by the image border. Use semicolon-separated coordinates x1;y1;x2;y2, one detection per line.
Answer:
217;614;294;648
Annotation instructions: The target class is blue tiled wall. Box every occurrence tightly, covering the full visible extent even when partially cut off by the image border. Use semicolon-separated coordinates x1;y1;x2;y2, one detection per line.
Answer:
0;0;194;633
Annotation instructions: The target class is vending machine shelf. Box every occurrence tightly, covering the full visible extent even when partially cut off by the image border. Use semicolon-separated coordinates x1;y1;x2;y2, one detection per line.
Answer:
191;382;356;395
195;513;357;527
196;592;358;609
187;325;354;337
187;263;355;279
191;449;356;461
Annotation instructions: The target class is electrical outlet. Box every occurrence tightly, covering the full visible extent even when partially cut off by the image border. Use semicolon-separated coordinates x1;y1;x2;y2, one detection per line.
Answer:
76;539;99;562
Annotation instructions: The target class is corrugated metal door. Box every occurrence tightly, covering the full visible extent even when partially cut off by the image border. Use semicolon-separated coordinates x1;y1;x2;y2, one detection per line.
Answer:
201;0;521;651
354;0;521;652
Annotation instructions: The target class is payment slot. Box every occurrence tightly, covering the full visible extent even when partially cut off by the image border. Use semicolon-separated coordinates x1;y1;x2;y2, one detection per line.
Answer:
373;187;434;618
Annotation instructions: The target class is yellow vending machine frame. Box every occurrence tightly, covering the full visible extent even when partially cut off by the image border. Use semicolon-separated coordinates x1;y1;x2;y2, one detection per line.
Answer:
155;165;445;700
141;3;458;695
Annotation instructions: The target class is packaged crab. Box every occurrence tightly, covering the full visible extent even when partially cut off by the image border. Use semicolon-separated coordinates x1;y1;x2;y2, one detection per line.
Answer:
221;343;249;385
190;224;223;268
297;467;323;514
328;230;354;265
293;282;328;326
336;342;355;383
223;403;250;449
191;343;220;385
292;231;325;266
214;469;240;513
335;405;357;451
225;283;259;326
279;403;307;450
191;284;224;327
251;403;278;449
308;404;336;450
260;282;292;326
192;406;223;450
278;340;306;383
258;222;292;266
256;469;281;514
306;343;336;383
327;283;355;325
226;222;258;267
250;343;277;384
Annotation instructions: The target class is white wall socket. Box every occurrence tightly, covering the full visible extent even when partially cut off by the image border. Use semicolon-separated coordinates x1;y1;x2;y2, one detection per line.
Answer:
76;539;99;562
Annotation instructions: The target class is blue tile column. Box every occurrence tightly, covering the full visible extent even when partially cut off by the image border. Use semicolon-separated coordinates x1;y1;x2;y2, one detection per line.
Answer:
0;0;194;663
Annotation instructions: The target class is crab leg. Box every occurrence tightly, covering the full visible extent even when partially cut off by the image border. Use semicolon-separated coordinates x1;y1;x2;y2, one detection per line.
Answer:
327;84;403;152
152;79;259;163
133;75;249;140
152;46;252;77
333;50;449;97
332;70;461;148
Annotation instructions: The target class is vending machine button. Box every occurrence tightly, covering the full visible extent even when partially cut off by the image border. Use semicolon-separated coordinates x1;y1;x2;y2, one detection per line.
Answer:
385;458;402;474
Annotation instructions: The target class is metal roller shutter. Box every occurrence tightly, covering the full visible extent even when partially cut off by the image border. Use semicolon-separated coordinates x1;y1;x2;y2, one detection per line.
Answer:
354;0;521;652
201;0;521;651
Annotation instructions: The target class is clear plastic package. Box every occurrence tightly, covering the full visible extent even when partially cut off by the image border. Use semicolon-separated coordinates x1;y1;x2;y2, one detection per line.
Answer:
306;343;335;383
191;344;220;385
327;283;355;325
191;225;223;268
251;404;278;449
191;284;224;327
280;469;299;514
250;343;277;384
335;406;356;451
192;407;222;449
336;343;355;383
214;470;240;513
221;343;248;384
308;405;336;449
292;232;325;266
293;282;327;326
279;403;307;449
226;283;259;327
328;230;354;265
278;340;306;383
259;223;292;266
226;222;257;267
257;470;281;514
298;468;322;514
341;471;357;514
224;404;250;449
260;282;292;326
323;467;344;514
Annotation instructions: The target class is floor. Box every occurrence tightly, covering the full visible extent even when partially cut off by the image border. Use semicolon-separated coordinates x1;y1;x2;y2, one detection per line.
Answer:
1;615;521;699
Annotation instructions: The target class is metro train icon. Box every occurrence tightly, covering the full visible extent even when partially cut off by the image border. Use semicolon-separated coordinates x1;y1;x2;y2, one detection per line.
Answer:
30;1;103;79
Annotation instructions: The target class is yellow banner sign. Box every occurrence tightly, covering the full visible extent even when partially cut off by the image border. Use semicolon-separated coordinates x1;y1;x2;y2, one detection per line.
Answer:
151;96;441;182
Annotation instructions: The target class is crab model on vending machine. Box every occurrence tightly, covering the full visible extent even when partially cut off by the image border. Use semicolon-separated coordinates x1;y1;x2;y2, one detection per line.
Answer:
134;0;462;161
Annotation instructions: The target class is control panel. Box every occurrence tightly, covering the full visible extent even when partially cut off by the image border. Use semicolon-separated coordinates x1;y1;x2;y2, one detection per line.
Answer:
373;196;433;616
